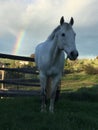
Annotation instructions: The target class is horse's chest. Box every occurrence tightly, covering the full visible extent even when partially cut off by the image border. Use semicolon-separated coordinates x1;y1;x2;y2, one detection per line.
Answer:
46;60;64;75
38;51;64;75
47;66;59;75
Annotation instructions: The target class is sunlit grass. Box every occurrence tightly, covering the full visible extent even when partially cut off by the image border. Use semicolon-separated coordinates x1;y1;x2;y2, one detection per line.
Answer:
61;72;98;92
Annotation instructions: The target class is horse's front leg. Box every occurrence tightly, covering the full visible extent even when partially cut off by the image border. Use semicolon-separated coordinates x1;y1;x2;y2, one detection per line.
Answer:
40;72;47;112
49;74;61;113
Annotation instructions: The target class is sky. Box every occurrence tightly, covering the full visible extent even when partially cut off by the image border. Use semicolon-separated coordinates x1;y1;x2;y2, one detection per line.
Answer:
0;0;98;58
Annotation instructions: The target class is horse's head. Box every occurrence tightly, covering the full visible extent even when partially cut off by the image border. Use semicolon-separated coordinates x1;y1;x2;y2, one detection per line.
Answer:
57;16;78;60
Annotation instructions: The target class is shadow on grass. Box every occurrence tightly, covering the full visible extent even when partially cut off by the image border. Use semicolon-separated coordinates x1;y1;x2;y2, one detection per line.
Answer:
60;84;98;102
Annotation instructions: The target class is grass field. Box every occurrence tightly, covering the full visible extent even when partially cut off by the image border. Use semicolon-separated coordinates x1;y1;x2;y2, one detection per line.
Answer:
0;72;98;130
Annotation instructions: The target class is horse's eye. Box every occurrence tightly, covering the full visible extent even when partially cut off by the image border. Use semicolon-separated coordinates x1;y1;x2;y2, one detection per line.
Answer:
61;33;65;37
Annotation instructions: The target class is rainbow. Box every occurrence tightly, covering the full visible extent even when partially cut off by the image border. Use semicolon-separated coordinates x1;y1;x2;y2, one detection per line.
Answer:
13;30;26;55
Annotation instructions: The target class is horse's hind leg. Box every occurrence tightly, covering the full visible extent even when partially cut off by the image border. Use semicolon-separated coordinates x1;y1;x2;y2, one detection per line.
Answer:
40;72;47;112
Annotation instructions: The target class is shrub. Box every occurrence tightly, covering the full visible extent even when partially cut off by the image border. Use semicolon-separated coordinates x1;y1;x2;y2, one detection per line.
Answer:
84;64;98;74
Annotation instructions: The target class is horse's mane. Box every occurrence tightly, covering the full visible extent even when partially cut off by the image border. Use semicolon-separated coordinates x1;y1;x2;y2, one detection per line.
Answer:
47;25;60;40
47;23;71;41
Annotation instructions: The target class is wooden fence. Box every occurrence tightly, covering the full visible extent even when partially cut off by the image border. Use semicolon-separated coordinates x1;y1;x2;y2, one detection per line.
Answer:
0;53;40;97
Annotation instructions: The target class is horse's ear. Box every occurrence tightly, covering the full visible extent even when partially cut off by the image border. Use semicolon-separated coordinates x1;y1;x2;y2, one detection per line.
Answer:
70;17;74;26
60;16;64;25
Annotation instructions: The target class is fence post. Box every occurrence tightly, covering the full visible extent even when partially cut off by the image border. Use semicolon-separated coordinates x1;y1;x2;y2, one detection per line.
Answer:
1;65;5;90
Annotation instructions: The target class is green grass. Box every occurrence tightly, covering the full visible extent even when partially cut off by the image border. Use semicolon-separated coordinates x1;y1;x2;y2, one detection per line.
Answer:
0;73;98;130
0;96;98;130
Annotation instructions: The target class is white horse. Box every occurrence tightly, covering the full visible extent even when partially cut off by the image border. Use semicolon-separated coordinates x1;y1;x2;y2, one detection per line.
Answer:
35;16;78;112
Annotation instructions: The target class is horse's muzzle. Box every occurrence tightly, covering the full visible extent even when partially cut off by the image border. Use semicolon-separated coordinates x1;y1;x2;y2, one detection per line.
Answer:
68;50;79;60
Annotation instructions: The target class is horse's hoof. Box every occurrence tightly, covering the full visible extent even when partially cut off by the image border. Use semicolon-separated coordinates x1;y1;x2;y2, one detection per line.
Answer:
49;107;54;113
49;110;54;113
41;104;47;112
41;109;47;113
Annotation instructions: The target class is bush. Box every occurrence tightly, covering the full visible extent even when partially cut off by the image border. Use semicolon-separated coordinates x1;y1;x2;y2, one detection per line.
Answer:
84;64;98;74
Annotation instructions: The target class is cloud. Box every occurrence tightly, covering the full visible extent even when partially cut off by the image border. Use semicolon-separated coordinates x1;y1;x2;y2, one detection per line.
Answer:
0;1;24;36
0;0;98;57
1;0;97;32
0;0;97;33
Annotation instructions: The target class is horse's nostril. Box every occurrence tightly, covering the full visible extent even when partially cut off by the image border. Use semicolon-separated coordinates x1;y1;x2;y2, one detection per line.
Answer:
70;51;74;56
70;51;78;59
77;52;79;57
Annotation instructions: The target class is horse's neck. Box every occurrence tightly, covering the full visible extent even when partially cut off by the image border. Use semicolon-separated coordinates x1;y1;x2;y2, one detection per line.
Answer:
46;26;61;62
48;37;60;63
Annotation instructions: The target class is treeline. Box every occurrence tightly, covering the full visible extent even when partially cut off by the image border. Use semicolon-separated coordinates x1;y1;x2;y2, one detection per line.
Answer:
65;58;98;74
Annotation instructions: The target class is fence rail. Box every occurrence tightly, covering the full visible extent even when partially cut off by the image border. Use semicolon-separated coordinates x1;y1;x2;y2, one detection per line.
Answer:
0;53;34;61
0;90;40;97
0;67;39;74
0;53;40;96
0;79;40;87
